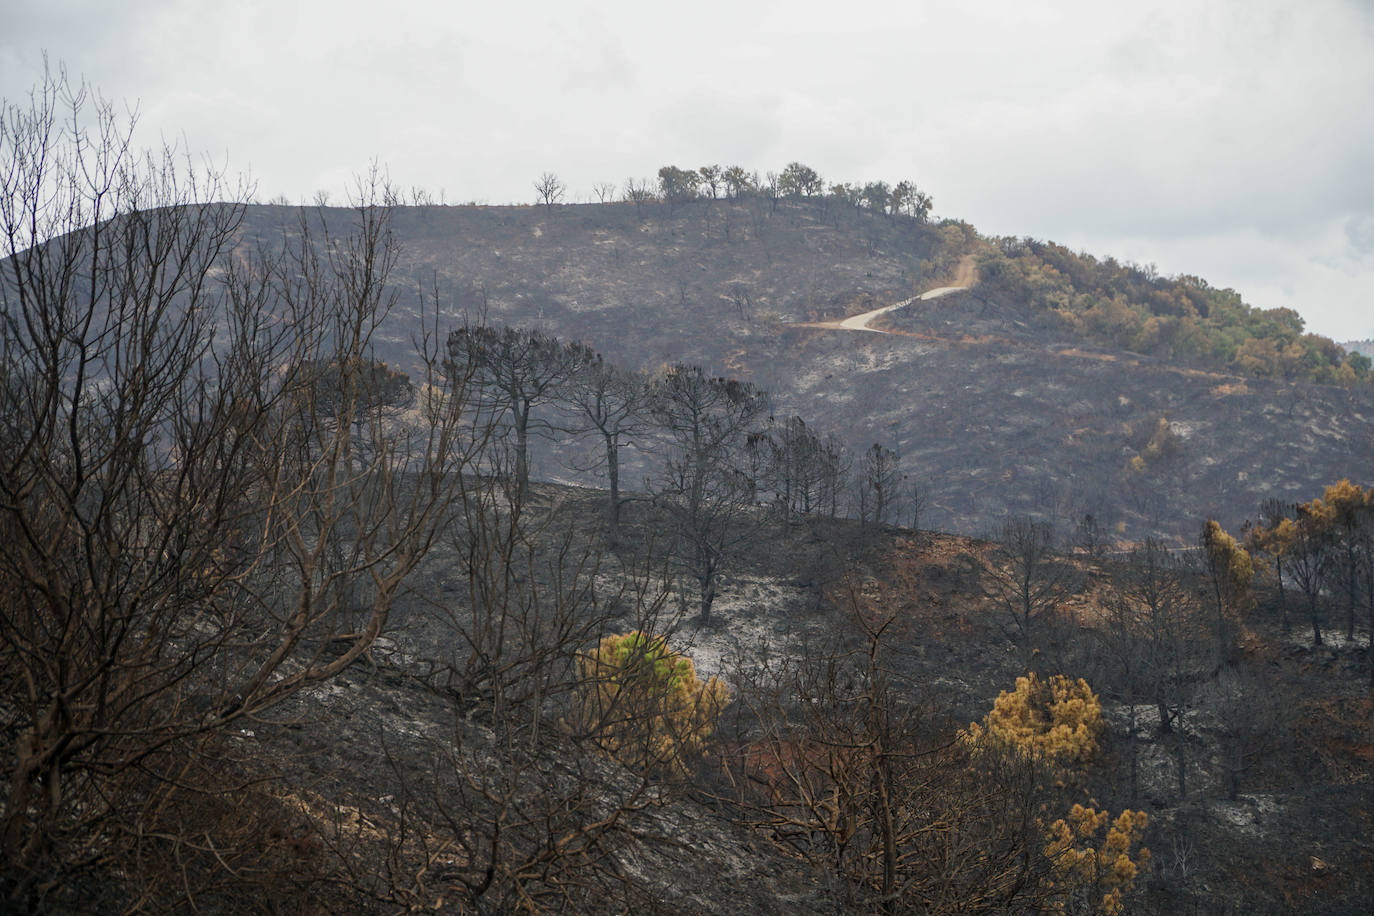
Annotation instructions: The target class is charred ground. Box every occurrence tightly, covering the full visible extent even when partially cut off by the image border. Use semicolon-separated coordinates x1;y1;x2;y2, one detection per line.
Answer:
149;486;1374;914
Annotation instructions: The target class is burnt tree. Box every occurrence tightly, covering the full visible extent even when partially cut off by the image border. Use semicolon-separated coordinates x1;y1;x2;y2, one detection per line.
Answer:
648;366;769;622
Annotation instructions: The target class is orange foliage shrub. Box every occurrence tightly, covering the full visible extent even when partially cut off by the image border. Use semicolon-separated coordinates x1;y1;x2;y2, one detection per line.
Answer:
962;673;1103;764
1202;518;1256;616
1043;804;1150;915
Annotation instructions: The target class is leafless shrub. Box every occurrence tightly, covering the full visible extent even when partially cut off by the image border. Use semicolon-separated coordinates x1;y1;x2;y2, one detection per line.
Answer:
719;577;1065;913
0;68;478;909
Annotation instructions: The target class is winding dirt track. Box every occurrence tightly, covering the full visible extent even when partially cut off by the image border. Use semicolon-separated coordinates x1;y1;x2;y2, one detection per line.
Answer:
786;255;1238;382
795;256;977;334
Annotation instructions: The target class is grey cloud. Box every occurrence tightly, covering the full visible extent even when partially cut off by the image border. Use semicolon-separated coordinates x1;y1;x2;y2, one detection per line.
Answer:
3;0;1370;341
1345;215;1374;260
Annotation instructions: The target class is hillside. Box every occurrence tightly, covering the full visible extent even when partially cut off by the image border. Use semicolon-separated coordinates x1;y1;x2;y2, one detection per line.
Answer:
230;199;1374;542
7;185;1373;914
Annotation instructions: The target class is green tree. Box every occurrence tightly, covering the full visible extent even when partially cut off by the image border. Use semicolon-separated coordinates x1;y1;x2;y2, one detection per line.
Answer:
697;164;723;198
829;182;863;209
778;161;823;198
861;180;891;213
657;164;700;205
722;165;755;198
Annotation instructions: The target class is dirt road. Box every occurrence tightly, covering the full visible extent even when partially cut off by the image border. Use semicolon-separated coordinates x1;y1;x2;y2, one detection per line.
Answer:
795;255;978;334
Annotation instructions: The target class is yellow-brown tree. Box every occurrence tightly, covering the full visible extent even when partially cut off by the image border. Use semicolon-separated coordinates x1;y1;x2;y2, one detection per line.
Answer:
961;672;1103;764
578;631;728;774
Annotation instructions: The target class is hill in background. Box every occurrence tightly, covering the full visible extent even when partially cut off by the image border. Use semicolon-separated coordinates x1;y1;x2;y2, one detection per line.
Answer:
231;196;1373;542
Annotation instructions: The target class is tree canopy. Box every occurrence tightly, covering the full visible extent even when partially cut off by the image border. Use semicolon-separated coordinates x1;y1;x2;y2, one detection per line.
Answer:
976;238;1370;385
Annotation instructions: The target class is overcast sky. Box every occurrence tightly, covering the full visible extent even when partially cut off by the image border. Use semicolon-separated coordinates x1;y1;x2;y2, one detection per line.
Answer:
3;0;1372;340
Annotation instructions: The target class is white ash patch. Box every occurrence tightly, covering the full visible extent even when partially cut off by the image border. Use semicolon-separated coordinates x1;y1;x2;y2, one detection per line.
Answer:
932;675;975;693
1284;628;1368;650
370;636;423;671
790;348;871;396
302;682;351;703
670;575;812;680
1211;794;1283;837
384;715;429;741
790;365;834;394
1134;740;1184;801
846;345;907;374
1168;420;1198;439
564;295;619;314
1103;702;1163;734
